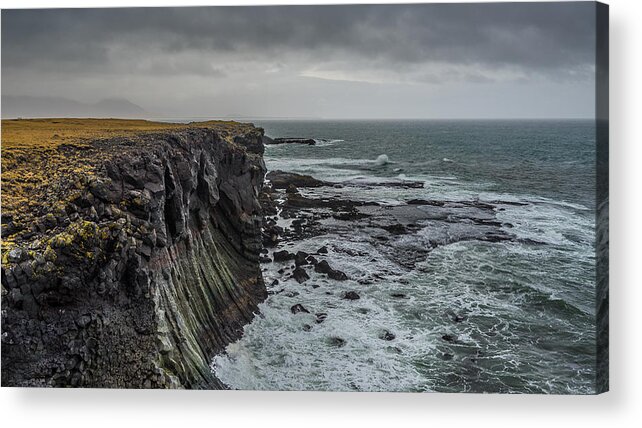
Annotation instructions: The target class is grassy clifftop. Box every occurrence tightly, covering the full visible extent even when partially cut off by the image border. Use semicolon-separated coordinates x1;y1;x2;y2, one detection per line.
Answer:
1;118;254;149
1;118;257;252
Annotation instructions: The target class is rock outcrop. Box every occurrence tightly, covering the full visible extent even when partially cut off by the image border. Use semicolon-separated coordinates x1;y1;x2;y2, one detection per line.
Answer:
267;137;316;146
266;170;329;189
1;120;268;389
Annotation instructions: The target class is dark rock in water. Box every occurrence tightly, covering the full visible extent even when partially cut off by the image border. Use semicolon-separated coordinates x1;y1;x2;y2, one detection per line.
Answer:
283;191;377;212
441;334;457;343
381;223;408;235
407;199;445;206
306;255;319;265
262;220;282;248
314;260;349;281
390;293;407;299
343;291;360;300
328;337;346;347
294;251;309;266
259;256;272;263
453;314;466;323
266;170;328;189
379;330;396;341
286;184;299;194
273;250;294;262
488;199;529;207
291;304;310;314
261;135;275;146
345;179;423;189
332;210;370;221
284;291;300;298
328;269;349;281
315;313;328;324
386;346;403;354
270;138;316;146
270;279;279;286
479;233;512;243
317;245;329;254
440;353;454;361
292;266;310;283
303;324;312;332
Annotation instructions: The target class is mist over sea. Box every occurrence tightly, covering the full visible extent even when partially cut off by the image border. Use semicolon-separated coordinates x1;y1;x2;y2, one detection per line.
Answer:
212;120;597;393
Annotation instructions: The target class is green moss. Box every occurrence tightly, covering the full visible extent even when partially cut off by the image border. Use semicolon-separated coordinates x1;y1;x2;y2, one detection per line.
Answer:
44;245;57;262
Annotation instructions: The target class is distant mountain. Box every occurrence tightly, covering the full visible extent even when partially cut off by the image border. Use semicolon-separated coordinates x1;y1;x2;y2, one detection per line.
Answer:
1;95;147;118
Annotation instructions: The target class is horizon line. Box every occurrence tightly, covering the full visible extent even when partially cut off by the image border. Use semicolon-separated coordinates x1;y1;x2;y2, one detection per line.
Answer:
1;115;597;122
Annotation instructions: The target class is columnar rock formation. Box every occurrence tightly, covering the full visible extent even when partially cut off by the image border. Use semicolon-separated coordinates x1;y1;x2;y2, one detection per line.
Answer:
1;120;268;388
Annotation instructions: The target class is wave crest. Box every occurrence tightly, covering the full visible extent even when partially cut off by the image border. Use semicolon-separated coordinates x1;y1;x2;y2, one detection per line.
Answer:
375;154;390;166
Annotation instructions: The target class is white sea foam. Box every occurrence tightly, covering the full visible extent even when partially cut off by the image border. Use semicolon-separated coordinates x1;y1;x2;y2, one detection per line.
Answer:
213;234;431;392
214;126;597;394
314;138;344;147
214;184;595;392
375;154;390;166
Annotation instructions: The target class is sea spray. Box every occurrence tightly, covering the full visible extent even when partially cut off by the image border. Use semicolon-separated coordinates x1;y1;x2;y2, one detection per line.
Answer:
375;154;390;166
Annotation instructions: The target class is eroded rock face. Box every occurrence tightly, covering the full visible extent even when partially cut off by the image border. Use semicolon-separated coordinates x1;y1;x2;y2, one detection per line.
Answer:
1;127;268;389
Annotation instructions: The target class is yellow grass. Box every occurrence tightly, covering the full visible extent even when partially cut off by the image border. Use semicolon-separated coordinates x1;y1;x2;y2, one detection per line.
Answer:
1;118;253;149
1;118;255;251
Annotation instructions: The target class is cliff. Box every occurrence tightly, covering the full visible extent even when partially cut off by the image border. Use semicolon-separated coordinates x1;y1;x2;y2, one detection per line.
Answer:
1;119;268;388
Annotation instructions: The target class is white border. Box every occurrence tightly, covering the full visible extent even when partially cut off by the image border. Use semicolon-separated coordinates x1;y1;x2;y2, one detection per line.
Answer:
2;1;641;427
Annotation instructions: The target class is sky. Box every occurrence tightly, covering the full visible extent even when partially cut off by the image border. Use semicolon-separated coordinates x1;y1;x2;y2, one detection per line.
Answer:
1;2;597;119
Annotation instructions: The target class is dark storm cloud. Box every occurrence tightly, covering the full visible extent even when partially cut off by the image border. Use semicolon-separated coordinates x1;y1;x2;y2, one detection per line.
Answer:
0;3;597;119
2;3;595;77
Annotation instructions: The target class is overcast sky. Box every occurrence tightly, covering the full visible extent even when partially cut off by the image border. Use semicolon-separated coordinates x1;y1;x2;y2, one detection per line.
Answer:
1;3;597;119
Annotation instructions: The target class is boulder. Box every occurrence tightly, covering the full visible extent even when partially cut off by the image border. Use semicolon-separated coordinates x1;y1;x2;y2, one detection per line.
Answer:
292;266;310;283
291;303;310;314
343;291;360;300
314;260;349;281
441;334;456;343
273;250;294;262
328;337;346;347
294;251;309;266
379;330;396;341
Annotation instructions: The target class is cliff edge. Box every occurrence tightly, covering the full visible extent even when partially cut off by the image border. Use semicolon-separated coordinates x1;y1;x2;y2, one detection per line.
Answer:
1;119;267;388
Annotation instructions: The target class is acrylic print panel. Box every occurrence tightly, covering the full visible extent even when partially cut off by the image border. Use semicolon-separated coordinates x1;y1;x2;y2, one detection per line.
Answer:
0;2;608;394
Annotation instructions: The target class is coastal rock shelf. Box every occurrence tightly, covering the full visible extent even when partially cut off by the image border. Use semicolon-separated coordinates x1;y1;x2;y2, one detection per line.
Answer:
1;119;268;388
263;136;316;146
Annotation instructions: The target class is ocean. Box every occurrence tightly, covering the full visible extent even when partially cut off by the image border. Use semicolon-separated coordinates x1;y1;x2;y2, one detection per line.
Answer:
211;119;597;394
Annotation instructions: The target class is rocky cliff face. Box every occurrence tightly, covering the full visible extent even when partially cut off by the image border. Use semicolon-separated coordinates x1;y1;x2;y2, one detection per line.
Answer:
1;125;267;388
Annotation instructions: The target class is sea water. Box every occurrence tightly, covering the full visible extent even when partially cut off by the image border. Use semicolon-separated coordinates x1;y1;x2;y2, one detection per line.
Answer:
212;120;597;394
